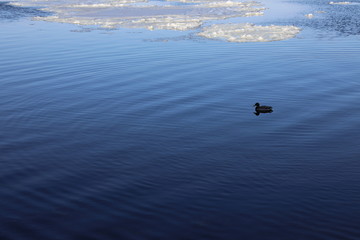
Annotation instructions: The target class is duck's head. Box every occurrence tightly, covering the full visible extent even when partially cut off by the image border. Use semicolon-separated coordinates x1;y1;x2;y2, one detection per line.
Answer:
253;103;260;107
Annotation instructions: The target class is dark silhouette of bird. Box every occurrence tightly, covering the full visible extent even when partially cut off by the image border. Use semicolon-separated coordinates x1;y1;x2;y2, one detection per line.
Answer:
253;102;273;115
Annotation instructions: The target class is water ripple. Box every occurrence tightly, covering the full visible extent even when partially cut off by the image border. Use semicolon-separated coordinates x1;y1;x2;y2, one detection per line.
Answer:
1;4;360;239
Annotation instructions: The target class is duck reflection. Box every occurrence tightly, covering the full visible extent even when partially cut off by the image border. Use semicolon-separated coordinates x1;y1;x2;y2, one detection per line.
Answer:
253;102;273;116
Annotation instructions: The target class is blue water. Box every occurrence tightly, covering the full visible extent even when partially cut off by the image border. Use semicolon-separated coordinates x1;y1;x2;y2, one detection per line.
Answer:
0;1;360;239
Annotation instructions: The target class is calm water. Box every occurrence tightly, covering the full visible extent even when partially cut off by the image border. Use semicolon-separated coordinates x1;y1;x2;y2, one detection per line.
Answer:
1;0;360;239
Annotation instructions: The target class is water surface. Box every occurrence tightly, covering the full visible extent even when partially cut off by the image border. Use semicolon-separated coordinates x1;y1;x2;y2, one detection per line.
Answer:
0;0;360;239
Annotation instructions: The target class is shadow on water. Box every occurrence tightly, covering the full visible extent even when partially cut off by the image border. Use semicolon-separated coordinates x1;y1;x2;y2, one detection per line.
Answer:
253;109;273;116
0;2;50;20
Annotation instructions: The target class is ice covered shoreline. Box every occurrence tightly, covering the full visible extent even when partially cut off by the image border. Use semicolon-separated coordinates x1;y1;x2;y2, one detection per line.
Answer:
8;0;301;42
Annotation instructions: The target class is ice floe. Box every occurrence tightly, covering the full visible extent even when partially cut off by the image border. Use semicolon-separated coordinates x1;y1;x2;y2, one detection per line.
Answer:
11;0;266;31
9;0;301;42
329;1;359;5
197;23;301;42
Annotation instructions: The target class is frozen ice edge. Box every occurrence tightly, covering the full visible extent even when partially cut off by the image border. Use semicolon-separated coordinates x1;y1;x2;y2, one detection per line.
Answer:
10;0;301;42
329;1;358;5
27;0;267;31
198;23;301;42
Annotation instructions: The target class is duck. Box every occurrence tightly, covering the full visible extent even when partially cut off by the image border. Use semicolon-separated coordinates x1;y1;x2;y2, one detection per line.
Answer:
253;102;273;115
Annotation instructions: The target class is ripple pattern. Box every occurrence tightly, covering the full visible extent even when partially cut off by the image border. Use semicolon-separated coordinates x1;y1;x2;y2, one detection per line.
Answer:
1;5;360;240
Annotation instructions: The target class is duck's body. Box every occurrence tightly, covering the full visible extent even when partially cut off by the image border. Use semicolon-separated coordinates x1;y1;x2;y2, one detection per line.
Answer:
254;102;273;114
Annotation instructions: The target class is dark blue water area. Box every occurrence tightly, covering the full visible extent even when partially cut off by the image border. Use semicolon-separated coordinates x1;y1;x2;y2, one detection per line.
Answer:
1;3;360;240
0;2;50;20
